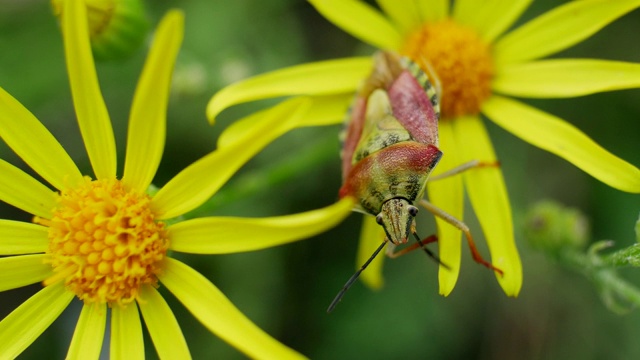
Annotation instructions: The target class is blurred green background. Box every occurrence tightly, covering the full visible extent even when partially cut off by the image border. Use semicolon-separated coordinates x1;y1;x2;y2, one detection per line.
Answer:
1;0;639;359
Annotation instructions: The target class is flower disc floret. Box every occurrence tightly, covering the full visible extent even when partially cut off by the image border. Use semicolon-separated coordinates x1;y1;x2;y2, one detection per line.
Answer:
402;20;494;119
36;178;168;305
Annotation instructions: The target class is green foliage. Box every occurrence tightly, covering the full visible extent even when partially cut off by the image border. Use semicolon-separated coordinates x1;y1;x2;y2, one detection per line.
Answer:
525;202;640;314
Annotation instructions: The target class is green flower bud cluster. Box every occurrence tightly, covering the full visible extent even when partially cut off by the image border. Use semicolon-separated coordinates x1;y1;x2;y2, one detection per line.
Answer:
524;201;640;314
523;200;589;255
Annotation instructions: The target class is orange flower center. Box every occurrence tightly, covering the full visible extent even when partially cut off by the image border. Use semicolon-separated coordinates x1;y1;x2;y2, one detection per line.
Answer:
401;19;494;119
35;178;168;306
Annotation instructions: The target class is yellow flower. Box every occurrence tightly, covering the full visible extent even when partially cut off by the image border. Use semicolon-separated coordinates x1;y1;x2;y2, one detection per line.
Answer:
0;1;352;358
207;0;640;298
51;0;149;61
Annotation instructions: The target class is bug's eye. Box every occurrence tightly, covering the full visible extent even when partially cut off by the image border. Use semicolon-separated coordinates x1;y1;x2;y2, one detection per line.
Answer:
408;205;418;217
376;214;384;225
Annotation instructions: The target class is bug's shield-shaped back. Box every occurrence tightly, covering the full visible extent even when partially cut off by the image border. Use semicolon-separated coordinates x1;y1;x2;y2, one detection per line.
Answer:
340;51;441;216
341;51;440;179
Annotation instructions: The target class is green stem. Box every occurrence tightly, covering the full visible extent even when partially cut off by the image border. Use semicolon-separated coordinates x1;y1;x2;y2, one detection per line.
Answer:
594;269;640;311
558;247;640;312
557;248;592;274
601;243;640;268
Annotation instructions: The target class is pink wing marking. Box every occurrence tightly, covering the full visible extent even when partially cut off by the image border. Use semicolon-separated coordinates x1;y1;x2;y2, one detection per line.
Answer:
341;96;367;179
387;71;439;146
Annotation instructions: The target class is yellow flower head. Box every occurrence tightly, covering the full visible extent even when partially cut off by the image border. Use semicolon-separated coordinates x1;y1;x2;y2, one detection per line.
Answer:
207;0;640;298
51;0;149;60
0;1;353;358
35;178;169;305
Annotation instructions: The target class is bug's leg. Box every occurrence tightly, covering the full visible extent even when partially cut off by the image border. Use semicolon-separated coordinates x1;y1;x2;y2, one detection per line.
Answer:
386;234;438;259
385;228;449;268
429;159;499;181
418;199;504;276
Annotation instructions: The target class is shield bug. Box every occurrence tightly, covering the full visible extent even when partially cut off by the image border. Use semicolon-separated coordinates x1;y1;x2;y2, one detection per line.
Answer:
329;51;501;312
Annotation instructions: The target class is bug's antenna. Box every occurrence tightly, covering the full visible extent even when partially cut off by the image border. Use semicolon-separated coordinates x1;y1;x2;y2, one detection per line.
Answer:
412;232;450;270
327;240;387;313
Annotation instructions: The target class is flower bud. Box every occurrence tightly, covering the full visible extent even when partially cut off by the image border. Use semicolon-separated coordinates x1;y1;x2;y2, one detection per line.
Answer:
51;0;149;61
523;200;590;254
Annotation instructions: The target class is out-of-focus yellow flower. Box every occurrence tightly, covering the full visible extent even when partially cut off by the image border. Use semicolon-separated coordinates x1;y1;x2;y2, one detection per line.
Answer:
207;0;640;297
51;0;149;60
0;1;353;358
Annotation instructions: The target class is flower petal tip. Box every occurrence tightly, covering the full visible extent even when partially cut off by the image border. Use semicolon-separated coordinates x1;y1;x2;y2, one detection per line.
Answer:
497;273;522;298
166;9;185;22
438;289;453;297
206;99;223;126
161;9;185;37
438;270;458;297
363;278;384;290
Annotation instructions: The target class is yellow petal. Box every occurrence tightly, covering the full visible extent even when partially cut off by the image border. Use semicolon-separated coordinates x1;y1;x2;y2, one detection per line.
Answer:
159;257;306;359
356;214;387;289
67;304;107;360
454;0;532;42
481;0;533;42
138;285;191;359
483;96;640;193
452;0;485;27
0;159;56;219
169;197;354;254
0;220;48;255
417;0;449;23
217;93;352;148
376;0;423;33
207;57;370;124
493;59;640;98
0;86;82;190
0;254;51;292
0;282;74;358
494;0;640;65
122;11;184;193
453;115;522;296
309;0;402;50
63;0;116;180
111;305;145;360
427;120;463;296
153;98;312;220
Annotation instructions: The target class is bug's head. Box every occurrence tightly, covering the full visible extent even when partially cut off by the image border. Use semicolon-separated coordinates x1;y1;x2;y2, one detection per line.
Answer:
376;197;418;245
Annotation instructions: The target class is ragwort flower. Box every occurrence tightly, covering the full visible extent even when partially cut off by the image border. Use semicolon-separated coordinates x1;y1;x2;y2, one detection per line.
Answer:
0;1;352;358
207;0;640;297
51;0;149;61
